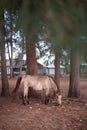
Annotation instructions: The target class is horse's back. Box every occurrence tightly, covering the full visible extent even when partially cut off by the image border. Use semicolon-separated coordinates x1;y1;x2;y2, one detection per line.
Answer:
24;75;47;90
23;75;57;91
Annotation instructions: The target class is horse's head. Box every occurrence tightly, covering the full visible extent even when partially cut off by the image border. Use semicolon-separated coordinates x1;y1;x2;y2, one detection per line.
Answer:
56;91;62;105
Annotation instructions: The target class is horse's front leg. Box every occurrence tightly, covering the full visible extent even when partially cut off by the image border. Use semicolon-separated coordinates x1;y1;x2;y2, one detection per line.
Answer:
45;95;49;104
23;85;29;105
44;89;50;104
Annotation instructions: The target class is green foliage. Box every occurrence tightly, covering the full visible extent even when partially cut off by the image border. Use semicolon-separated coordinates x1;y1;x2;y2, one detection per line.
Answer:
0;0;87;65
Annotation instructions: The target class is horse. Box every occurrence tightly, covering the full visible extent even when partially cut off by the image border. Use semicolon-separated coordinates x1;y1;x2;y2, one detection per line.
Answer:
12;75;62;105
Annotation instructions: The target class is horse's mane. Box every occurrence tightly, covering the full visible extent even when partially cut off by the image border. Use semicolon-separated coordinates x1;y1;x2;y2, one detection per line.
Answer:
49;76;60;92
12;76;22;94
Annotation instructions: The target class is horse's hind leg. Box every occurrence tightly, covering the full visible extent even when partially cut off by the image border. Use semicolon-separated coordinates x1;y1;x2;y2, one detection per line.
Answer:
23;85;29;105
23;95;29;105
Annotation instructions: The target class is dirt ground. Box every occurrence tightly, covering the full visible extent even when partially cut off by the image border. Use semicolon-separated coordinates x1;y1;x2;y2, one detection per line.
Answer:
0;77;87;130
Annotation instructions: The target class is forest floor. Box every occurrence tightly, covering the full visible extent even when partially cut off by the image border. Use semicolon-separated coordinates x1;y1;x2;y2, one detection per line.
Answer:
0;77;87;130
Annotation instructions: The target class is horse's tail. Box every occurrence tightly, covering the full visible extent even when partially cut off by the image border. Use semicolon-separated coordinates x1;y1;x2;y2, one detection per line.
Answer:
12;76;22;94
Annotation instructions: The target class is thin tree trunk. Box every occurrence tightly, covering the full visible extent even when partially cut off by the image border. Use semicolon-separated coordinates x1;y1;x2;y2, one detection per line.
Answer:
9;12;14;78
19;60;24;76
19;36;25;76
26;37;38;75
54;52;60;89
10;41;14;78
7;42;14;78
7;42;11;76
68;48;80;98
19;47;24;76
0;14;9;96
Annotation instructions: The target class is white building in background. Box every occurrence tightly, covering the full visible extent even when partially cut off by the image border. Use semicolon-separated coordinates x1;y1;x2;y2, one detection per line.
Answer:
45;64;65;76
37;58;65;76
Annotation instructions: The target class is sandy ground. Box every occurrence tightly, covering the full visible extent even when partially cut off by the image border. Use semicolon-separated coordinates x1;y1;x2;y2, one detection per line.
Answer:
0;77;87;130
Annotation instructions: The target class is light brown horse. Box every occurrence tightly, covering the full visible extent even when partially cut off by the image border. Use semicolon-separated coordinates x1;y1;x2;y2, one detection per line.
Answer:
12;75;62;105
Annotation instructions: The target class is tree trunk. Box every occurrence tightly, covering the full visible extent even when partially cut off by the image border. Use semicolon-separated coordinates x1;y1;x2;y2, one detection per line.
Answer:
68;48;80;98
9;12;14;79
54;52;60;90
19;60;24;76
7;43;14;79
0;14;9;96
10;41;14;78
26;37;38;75
19;46;24;76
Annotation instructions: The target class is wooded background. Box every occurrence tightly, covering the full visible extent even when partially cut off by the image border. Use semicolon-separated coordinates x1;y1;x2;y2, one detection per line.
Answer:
0;0;87;98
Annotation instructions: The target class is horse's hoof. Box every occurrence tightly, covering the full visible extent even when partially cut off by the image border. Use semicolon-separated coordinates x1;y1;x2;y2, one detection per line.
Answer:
45;99;49;104
27;101;29;104
23;103;26;105
23;101;27;105
45;101;48;104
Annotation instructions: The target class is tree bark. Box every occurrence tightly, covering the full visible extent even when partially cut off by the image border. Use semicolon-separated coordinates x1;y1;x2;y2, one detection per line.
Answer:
0;14;9;96
9;12;14;78
10;39;14;78
26;37;38;75
19;45;24;76
68;48;80;98
54;52;60;90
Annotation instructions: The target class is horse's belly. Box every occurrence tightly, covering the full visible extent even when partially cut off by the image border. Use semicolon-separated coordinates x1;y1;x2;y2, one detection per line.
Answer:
34;85;42;91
